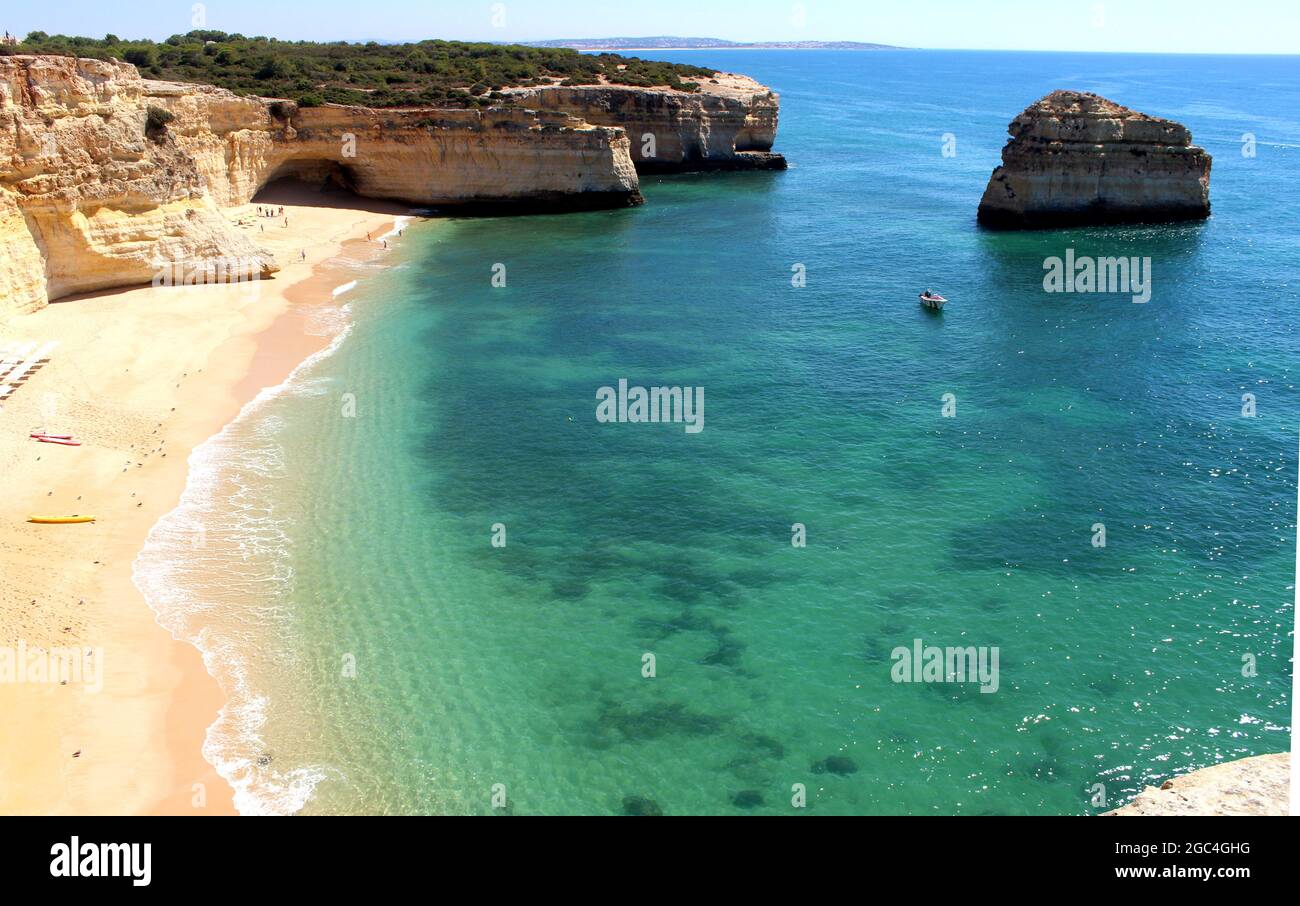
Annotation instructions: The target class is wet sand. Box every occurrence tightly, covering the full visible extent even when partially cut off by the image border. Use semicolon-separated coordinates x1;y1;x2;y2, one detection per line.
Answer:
0;184;417;814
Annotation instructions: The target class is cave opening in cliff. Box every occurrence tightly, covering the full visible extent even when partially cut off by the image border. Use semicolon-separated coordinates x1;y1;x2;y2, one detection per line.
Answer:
254;159;362;206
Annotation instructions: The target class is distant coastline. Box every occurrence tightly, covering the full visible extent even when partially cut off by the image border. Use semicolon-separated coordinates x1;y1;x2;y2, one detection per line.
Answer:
527;37;905;51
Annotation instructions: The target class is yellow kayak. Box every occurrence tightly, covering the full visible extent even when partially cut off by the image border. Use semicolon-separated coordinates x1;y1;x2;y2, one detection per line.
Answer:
28;515;96;525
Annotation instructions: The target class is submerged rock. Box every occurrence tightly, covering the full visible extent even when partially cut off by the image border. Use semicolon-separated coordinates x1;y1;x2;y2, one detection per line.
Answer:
978;90;1211;229
732;789;765;809
622;795;664;816
811;755;859;776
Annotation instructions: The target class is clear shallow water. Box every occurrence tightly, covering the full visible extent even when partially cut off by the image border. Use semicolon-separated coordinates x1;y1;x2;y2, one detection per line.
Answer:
138;50;1297;815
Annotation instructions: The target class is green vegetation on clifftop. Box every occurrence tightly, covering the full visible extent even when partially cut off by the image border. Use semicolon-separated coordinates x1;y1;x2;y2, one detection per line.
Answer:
4;31;717;107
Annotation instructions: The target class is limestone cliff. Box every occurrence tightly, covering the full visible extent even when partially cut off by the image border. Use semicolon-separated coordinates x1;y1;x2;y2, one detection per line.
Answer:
1103;753;1289;816
152;81;642;213
0;55;646;315
978;91;1212;229
502;73;786;172
1;55;275;316
3;54;786;316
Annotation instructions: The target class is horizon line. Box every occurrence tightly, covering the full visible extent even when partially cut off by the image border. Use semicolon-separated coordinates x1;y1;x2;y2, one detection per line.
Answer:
8;29;1297;57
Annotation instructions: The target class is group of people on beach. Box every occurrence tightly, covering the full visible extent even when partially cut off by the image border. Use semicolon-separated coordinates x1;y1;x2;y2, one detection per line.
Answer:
253;205;289;231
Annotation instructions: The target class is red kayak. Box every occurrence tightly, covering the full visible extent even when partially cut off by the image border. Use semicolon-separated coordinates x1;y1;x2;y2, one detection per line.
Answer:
32;435;81;446
30;433;73;440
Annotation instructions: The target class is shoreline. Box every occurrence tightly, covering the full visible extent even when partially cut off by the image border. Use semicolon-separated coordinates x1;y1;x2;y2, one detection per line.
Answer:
0;185;416;814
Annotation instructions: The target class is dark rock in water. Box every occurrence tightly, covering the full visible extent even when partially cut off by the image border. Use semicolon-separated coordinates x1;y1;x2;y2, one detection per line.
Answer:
978;90;1212;229
256;753;273;767
425;190;646;216
811;755;859;776
549;579;590;600
743;733;786;760
640;151;788;174
622;795;663;816
700;636;746;668
596;701;725;742
979;596;1006;613
732;789;765;809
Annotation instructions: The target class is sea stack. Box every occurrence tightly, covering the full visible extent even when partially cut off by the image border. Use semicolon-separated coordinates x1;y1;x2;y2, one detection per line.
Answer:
977;90;1211;229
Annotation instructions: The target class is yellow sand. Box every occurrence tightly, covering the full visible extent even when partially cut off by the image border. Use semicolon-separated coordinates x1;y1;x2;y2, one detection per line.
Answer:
0;185;414;814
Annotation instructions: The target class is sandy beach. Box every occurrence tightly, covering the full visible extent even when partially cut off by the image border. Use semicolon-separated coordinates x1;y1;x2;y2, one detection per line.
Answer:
0;184;414;815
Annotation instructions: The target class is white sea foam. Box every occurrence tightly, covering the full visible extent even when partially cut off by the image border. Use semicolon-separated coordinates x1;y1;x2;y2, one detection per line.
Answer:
332;280;358;297
378;215;413;242
304;302;352;338
132;300;358;816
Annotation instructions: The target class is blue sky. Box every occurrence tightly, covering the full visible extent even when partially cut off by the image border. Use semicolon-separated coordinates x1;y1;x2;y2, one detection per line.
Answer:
6;0;1298;54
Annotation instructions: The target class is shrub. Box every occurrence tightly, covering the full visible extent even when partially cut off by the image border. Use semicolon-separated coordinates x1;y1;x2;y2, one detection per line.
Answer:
144;106;175;138
123;48;156;68
15;32;720;110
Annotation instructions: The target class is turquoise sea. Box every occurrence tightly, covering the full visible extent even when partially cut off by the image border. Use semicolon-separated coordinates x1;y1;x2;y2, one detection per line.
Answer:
137;50;1297;815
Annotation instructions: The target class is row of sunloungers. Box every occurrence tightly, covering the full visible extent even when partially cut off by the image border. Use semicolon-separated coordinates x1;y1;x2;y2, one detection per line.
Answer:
0;341;58;402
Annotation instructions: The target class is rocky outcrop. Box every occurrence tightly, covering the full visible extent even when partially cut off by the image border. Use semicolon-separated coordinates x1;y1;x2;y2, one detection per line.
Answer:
978;91;1211;229
1103;753;1289;816
0;55;275;315
502;73;786;172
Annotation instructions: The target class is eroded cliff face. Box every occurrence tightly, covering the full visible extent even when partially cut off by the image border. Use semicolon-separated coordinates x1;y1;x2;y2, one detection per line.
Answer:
1;55;646;315
154;81;642;212
978;91;1212;229
0;55;275;316
502;73;786;172
3;54;786;315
